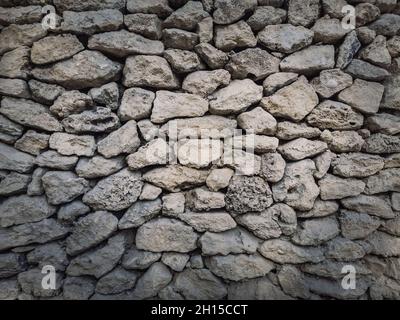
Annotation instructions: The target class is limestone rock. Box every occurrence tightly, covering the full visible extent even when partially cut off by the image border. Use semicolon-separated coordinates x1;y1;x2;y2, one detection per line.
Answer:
206;168;234;191
119;199;162;229
182;69;230;97
88;30;164;57
97;120;141;158
136;218;199;253
209;79;263;115
123;55;179;89
127;138;169;170
258;24;314;54
1;98;62;132
31;34;84;65
32;50;122;90
50;90;94;119
205;254;274;281
319;174;365;200
292;217;340;246
331;153;385;178
42;171;89;205
76;155;125;179
49;133;96;157
311;69;353;99
261;77;319;122
214;21;257;51
118;88;155;122
278;138;327;161
151;91;208;124
124;13;162;40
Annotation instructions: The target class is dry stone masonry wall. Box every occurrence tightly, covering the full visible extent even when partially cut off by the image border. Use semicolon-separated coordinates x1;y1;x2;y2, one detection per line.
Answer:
0;0;400;300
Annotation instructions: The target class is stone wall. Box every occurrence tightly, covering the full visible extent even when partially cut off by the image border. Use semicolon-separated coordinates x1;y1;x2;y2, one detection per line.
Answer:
0;0;400;300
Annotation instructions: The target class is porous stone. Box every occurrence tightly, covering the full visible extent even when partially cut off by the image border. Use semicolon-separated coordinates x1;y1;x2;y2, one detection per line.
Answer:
247;6;286;32
164;49;201;73
195;43;229;69
88;82;119;110
35;151;78;171
49;133;96;157
119;199;162;229
124;13;162;40
50;91;93;119
182;69;231;97
29;80;65;106
214;21;257;51
288;0;320;27
319;174;366;200
278;138;327;161
320;130;364;153
331;153;385;178
179;212;236;233
83;169;143;211
310;69;353;99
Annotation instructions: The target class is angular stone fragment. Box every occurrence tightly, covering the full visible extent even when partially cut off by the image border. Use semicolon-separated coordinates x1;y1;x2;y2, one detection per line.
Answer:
60;9;123;35
0;195;56;228
297;199;339;218
66;211;118;256
365;231;400;257
67;232;131;278
332;153;385;178
124;13;162;40
119;199;162;229
314;150;336;179
259;239;324;264
261;77;319;122
35;151;78;171
272;160;319;211
212;0;256;25
32;50;122;90
319;174;365;200
237;203;297;239
359;35;392;68
225;176;273;214
58;200;90;223
162;192;186;216
292;217;340;246
151;91;208;124
53;0;126;12
306;100;364;130
280;45;335;75
62;107;120;134
122;248;161;270
118;88;155;121
173;268;227;300
312;16;350;44
197;16;213;43
97;120;140;158
1;97;62;132
0;219;69;251
206;168;234;191
140;183;162;201
164;0;209;30
0;78;30;99
42;171;89;205
177;138;222;169
123;55;179;89
369;13;400;36
96;267;138;295
50;90;94;119
205;254;274;281
0;142;34;173
83;169;143;211
325;237;366;261
0;23;47;55
278;138;327;161
143;165;208;192
0;5;42;25
288;0;320;27
88;82;119;110
367;113;400;135
160;115;237;139
338;79;384;115
209;79;262;115
14;130;49;156
214;21;257;51
0;172;31;196
127;138;169;170
363;134;400;154
163;28;199;50
136;218;199;253
126;0;173;18
31;34;84;65
180;211;236;233
0;46;30;79
320;130;364;153
311;69;353;99
258;24;314;54
195;43;229;69
336;30;362;69
226;48;280;80
346;59;389;81
276;121;321;140
164;49;201;73
88;30;164;58
364;169;400;194
132;262;172;299
29;79;65;105
237;107;276;135
341;195;394;219
182;69;231;97
49;133;96;157
247;5;286;32
200;227;259;256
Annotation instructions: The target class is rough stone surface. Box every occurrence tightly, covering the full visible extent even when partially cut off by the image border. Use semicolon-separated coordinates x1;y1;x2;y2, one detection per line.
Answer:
0;0;398;301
